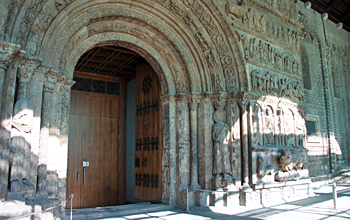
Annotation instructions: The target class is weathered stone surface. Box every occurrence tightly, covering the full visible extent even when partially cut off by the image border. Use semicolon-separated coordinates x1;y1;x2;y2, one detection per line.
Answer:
0;0;349;217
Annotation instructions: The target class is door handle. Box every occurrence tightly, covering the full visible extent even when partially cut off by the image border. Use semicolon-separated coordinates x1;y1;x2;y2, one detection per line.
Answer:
77;172;79;181
83;167;86;186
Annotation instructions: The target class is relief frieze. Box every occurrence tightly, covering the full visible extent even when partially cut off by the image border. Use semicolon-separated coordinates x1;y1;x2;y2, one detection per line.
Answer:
243;34;301;77
225;1;299;52
249;68;304;103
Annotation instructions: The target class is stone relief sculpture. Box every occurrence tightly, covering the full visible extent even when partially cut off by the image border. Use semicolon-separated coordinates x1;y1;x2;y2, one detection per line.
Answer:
275;109;285;146
212;110;231;178
264;106;274;146
296;111;306;148
251;103;263;146
276;149;308;181
250;69;303;102
226;0;247;18
285;109;295;147
257;154;274;179
212;98;233;189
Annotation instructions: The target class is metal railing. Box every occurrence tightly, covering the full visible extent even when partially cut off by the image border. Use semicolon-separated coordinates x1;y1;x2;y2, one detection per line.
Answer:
8;193;74;220
185;182;350;213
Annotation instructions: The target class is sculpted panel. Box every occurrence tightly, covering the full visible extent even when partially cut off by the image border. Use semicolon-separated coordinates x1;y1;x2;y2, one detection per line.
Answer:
250;69;304;102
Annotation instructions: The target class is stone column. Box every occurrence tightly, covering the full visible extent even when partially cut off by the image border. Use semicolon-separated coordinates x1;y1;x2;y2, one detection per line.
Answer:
58;78;74;206
238;97;251;190
37;71;57;198
176;97;190;208
0;41;20;110
189;97;201;189
0;44;22;201
9;58;40;199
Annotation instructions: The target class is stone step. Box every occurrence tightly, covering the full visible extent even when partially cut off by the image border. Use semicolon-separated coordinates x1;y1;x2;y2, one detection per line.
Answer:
62;203;171;220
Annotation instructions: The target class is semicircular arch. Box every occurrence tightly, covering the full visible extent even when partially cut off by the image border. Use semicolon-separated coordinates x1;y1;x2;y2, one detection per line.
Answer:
66;33;175;95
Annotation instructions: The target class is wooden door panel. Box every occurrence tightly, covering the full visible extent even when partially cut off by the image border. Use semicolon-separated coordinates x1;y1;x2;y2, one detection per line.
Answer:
81;115;101;188
66;114;82;209
67;89;125;209
134;64;162;203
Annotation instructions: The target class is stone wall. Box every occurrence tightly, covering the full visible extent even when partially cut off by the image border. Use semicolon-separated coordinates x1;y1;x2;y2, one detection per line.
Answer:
298;1;350;177
0;0;349;218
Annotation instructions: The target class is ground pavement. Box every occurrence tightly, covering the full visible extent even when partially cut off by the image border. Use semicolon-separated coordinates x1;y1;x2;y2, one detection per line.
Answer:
64;184;350;220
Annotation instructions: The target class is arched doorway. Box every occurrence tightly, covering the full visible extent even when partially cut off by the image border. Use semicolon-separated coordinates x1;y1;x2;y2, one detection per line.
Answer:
66;45;162;209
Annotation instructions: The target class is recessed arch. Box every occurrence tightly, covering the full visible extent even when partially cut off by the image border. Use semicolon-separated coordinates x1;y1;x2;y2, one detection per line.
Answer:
10;0;247;94
65;34;175;95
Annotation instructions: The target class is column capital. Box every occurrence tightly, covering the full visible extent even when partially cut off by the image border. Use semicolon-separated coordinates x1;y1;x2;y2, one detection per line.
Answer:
17;58;41;83
238;97;250;110
57;76;75;88
43;70;59;92
188;98;200;110
0;41;21;70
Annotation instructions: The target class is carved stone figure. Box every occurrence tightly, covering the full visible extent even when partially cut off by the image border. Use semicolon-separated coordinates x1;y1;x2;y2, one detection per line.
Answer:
275;109;284;146
226;0;246;18
257;154;274;179
212;110;231;178
251;103;262;146
285;110;295;147
264;107;274;145
296;111;306;147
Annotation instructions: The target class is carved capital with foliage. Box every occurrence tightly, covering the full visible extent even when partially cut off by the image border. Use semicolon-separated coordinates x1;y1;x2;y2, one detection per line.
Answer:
17;58;41;83
0;41;20;69
188;98;200;110
43;70;59;92
238;97;250;110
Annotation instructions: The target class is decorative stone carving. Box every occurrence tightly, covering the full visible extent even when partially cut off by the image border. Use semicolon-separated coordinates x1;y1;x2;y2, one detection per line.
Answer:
250;69;304;102
256;154;274;179
226;0;247;18
276;149;308;181
295;111;306;148
275;109;285;146
251;103;262;146
212;109;231;178
0;41;21;111
264;106;274;146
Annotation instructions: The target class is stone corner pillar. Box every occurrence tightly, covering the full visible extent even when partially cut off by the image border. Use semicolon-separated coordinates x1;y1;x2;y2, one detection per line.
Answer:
188;97;201;189
37;70;58;198
237;96;251;191
0;42;22;201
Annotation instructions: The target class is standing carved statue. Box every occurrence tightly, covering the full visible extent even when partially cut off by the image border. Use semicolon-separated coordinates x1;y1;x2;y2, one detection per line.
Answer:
251;103;263;146
212;110;231;178
264;107;274;145
275;109;285;146
296;112;306;147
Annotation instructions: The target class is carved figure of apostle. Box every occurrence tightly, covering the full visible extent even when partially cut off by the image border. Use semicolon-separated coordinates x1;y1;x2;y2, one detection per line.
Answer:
275;109;284;146
264;107;274;145
251;103;263;146
212;110;231;178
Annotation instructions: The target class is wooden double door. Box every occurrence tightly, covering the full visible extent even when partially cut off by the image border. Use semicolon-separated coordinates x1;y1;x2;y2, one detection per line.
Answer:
66;88;125;209
134;64;162;203
66;64;162;209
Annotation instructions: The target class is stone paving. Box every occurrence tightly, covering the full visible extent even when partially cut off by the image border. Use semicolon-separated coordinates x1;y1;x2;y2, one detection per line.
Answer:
63;185;350;220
